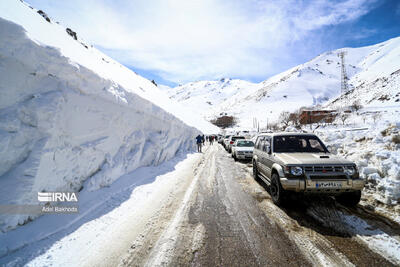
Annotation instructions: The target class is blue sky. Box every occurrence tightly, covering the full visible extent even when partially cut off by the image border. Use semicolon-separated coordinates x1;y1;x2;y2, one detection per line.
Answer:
27;0;400;87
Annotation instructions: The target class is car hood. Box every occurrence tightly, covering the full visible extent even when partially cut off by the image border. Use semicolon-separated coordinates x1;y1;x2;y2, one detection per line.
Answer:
274;153;353;165
235;147;254;152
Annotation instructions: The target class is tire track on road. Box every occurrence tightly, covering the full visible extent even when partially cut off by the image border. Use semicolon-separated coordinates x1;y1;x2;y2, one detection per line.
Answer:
142;145;216;266
185;145;310;266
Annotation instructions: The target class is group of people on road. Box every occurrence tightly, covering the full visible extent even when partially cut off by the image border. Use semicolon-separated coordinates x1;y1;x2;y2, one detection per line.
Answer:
195;134;218;152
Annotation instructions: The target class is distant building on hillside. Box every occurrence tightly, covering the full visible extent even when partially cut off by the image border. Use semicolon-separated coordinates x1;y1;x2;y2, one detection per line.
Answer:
211;115;237;128
299;110;337;124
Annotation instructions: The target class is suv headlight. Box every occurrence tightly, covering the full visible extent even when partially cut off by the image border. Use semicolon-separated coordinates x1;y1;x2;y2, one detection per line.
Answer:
344;166;356;176
290;166;303;176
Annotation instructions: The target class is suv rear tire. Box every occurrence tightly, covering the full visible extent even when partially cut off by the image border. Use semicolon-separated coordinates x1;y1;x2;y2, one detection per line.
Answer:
253;161;260;181
270;173;286;206
335;191;361;206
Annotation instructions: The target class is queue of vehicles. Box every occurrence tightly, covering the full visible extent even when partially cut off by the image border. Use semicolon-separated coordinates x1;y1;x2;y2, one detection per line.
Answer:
217;132;365;207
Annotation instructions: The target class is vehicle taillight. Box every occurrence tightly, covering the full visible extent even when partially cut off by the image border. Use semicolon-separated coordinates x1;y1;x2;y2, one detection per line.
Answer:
230;141;234;144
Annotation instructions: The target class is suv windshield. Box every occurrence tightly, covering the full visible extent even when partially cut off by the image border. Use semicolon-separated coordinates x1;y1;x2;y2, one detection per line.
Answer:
273;135;328;153
237;140;254;147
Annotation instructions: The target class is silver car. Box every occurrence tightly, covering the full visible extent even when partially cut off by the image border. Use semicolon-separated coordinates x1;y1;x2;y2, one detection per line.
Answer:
231;140;254;161
252;132;364;206
222;135;231;149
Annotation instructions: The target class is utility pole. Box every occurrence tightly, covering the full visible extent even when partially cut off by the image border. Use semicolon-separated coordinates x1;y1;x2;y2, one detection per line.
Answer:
253;117;260;133
338;51;349;109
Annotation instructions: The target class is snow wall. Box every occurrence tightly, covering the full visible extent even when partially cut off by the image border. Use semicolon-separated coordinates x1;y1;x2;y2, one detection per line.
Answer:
0;16;199;231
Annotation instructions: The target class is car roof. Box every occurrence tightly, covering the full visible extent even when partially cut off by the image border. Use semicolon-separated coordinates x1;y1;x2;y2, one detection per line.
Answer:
256;132;317;137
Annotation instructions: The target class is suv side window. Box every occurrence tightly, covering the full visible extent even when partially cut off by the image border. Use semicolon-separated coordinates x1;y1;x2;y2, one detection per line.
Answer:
262;138;271;152
309;139;324;152
255;136;264;150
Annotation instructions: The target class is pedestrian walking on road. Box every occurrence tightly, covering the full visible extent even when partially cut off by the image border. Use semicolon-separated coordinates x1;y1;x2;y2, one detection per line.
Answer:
202;135;205;146
196;134;203;152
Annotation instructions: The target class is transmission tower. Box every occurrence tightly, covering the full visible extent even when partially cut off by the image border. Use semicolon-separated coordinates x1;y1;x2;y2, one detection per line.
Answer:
337;51;349;108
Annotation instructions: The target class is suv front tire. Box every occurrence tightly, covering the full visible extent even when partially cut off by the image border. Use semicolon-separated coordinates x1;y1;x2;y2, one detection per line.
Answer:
270;173;286;206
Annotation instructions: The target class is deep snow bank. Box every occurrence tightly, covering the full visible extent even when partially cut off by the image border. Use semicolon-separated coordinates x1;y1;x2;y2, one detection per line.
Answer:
315;110;400;206
0;0;217;134
0;0;212;232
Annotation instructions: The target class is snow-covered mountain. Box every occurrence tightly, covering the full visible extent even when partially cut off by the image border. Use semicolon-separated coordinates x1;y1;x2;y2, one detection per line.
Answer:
0;0;216;232
167;37;400;128
163;78;258;117
326;39;400;109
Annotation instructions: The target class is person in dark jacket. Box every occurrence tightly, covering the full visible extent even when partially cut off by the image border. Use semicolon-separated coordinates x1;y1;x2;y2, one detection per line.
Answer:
196;134;203;152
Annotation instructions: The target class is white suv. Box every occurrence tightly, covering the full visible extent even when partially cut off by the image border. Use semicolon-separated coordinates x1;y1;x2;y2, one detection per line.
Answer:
226;136;245;153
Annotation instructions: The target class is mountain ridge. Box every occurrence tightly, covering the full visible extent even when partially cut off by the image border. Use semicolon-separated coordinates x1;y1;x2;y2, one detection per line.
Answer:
165;36;400;128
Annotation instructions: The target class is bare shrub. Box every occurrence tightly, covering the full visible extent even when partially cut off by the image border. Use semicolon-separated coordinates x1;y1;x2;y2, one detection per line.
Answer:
372;113;382;123
351;100;363;112
289;111;301;126
279;111;291;127
339;113;349;125
268;123;280;131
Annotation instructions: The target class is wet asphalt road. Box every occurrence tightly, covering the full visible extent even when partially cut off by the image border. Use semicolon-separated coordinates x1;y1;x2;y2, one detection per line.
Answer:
171;144;310;266
121;144;399;266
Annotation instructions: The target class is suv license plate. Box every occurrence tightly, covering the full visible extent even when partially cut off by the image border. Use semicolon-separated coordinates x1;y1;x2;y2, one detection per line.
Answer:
315;182;342;188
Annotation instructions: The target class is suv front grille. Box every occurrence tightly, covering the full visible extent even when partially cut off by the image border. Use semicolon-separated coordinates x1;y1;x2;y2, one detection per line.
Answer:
304;165;344;173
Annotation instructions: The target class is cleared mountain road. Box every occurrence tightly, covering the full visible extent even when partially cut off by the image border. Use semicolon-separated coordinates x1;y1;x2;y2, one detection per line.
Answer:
120;144;398;266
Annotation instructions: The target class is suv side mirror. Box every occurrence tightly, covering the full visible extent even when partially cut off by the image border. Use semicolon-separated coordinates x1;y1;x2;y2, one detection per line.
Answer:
326;145;336;154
